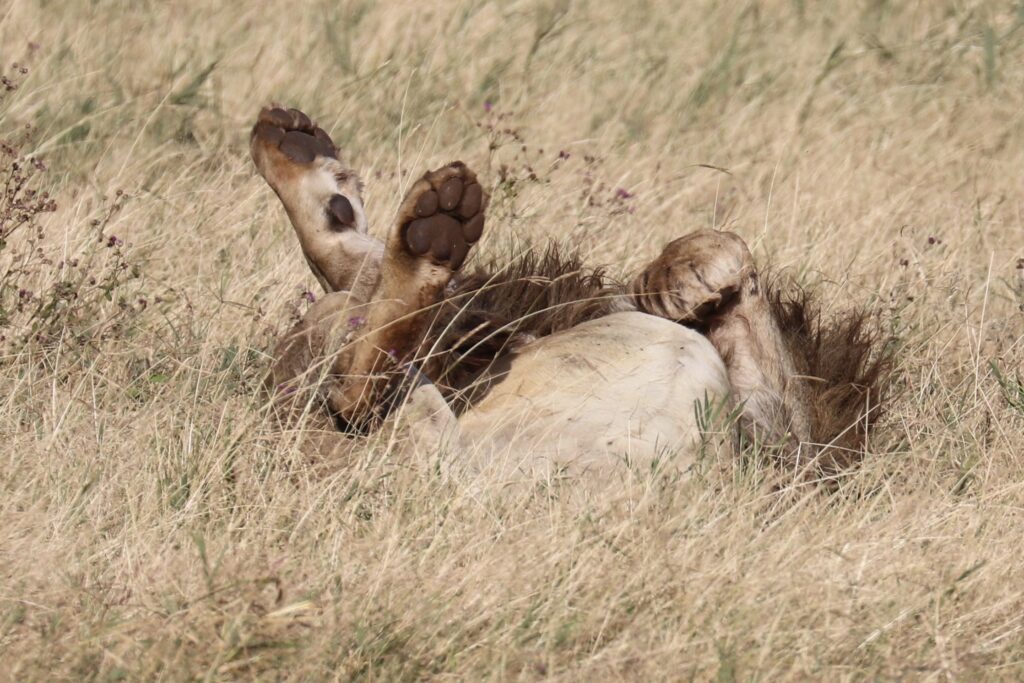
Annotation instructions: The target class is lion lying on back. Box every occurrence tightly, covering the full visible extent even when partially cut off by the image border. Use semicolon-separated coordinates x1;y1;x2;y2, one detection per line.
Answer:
251;106;890;477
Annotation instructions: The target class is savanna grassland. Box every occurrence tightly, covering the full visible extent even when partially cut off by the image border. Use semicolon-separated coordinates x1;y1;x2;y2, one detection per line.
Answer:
1;0;1023;679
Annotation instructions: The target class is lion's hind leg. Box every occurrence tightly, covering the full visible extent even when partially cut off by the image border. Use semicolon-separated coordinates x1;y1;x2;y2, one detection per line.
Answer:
627;230;893;474
627;230;756;324
628;230;812;453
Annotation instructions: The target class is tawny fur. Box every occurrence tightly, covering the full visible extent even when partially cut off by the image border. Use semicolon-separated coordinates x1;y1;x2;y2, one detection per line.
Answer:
253;105;894;474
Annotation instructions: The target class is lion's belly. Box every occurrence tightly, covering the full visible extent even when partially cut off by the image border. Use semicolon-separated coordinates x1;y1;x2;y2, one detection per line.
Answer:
454;311;731;474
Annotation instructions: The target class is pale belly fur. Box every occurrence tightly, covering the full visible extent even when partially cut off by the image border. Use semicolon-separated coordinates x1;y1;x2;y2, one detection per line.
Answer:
403;311;732;476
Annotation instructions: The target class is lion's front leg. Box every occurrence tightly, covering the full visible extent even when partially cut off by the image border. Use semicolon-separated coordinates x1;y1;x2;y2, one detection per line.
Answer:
250;106;383;300
324;162;488;429
264;290;373;427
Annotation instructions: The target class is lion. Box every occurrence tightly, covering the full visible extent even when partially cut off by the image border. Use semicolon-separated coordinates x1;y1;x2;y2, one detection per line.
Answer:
250;106;890;478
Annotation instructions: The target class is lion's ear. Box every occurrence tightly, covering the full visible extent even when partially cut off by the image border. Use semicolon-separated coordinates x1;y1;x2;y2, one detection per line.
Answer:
327;194;356;231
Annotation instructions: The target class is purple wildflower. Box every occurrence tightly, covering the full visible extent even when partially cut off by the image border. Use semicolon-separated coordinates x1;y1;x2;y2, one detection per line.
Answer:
615;188;634;200
483;101;493;113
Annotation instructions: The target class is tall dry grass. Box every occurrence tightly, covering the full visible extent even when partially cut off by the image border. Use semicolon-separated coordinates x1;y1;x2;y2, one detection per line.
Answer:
1;0;1023;679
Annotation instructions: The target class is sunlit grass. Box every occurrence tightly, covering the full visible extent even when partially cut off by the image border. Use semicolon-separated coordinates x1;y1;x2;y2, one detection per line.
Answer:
1;0;1023;679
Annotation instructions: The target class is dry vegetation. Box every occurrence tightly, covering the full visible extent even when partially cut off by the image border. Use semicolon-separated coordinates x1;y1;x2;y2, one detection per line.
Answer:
1;0;1023;679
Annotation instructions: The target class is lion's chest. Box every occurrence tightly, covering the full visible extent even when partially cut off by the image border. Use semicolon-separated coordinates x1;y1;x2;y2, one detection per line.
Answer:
454;312;731;474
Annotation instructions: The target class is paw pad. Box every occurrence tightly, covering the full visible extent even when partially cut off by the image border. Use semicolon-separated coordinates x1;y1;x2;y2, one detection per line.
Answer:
328;194;356;230
252;106;337;164
401;164;487;270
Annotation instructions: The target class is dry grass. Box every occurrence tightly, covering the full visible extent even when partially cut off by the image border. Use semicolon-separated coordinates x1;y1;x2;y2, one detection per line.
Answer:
1;0;1023;679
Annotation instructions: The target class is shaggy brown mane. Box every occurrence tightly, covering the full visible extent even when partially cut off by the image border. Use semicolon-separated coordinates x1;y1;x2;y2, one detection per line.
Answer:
419;244;625;399
765;277;896;472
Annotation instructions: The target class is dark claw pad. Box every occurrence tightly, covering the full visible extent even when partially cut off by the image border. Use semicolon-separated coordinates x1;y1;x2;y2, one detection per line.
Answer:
456;183;482;219
438;178;463;210
415;190;438;217
327;194;356;231
401;166;487;270
254;106;337;163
